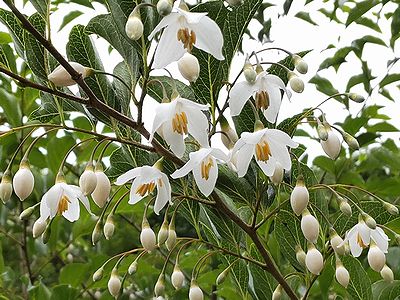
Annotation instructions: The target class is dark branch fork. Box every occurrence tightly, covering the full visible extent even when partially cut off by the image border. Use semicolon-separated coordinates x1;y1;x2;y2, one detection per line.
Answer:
2;1;298;298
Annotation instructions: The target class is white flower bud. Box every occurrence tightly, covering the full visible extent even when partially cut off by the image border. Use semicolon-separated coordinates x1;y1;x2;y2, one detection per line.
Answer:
288;72;304;93
338;197;352;217
269;162;284;185
301;211;319;243
108;270;121;298
67;253;73;262
368;244;386;272
306;246;324;275
157;221;169;246
154;275;165;297
93;267;104;282
19;206;35;220
316;117;328;141
295;246;306;267
171;266;185;289
189;282;203;300
227;0;243;6
141;225;157;252
342;132;359;150
157;0;172;16
380;264;394;282
92;222;102;245
216;267;229;285
48;62;90;86
243;67;257;84
32;218;47;238
335;264;350;288
383;202;399;215
348;93;365;103
220;119;238;150
92;171;111;208
178;53;200;82
0;174;12;203
166;226;177;251
364;214;376;229
104;215;115;240
125;13;144;41
272;285;282;300
13;164;34;201
294;57;308;74
79;167;97;196
321;129;341;160
330;233;345;255
128;260;138;275
290;179;309;215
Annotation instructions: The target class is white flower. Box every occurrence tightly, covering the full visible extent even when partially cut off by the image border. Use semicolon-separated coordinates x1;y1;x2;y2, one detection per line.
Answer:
108;270;121;298
342;220;389;257
272;285;282;300
231;128;298;177
150;97;210;158
91;170;111;208
79;168;97;196
171;147;227;196
269;161;284;185
115;166;171;215
125;12;143;40
229;72;291;123
368;243;386;272
48;62;90;86
380;265;394;282
157;222;169;246
149;4;224;69
0;175;12;203
39;182;92;222
13;166;34;201
321;128;341;159
32;218;47;238
330;233;345;255
166;226;177;251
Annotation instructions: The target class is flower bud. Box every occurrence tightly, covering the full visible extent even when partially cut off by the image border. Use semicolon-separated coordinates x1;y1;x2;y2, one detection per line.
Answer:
93;267;104;282
92;222;102;245
158;221;169;246
295;245;306;267
321;129;341;160
220;117;238;150
335;263;350;288
380;264;394;282
330;232;345;255
338;197;352;216
189;281;203;300
269;162;284;185
166;225;177;251
19;206;35;220
301;210;319;243
288;72;304;93
128;260;138;275
13;163;34;201
292;55;308;74
92;170;111;208
0;173;12;203
348;93;365;103
216;267;229;285
383;202;399;215
104;215;115;240
363;214;376;229
79;165;97;196
305;245;324;275
316;117;328;141
155;274;165;297
272;285;282;300
368;244;386;272
32;218;47;238
342;132;359;150
125;12;143;41
67;254;73;262
42;223;51;244
290;178;309;215
178;53;200;82
141;220;157;252
48;62;91;86
243;56;257;84
108;269;121;298
172;265;185;289
227;0;243;6
157;0;173;16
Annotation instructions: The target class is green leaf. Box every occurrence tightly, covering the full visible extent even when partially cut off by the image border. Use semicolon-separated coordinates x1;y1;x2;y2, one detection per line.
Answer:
29;0;49;17
0;44;16;73
318;47;352;71
390;5;400;48
372;280;400;300
352;35;386;57
248;248;275;300
309;75;340;97
341;256;373;300
0;9;25;58
0;32;12;44
59;263;89;288
295;11;317;25
368;122;398;132
0;88;22;127
380;73;400;88
355;16;382;33
277;111;311;137
46;134;76;174
50;285;79;300
59;11;83;31
146;76;196;102
346;0;380;27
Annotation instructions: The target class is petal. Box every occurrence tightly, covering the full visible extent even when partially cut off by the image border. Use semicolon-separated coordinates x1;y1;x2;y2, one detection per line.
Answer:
371;228;389;253
139;166;161;182
39;194;51;221
241;130;266;145
236;143;255;177
256;156;277;177
178;98;209;111
268;138;291;170
149;12;180;40
162;121;186;158
154;174;171;214
128;177;146;205
263;74;286;90
150;102;177;141
229;81;258;116
171;158;196;178
210;148;229;162
193;157;218;196
185;106;210;148
263;85;282;123
189;15;224;60
115;167;142;185
46;184;64;218
62;197;80;222
349;234;363;257
359;222;371;246
177;9;207;23
265;129;298;148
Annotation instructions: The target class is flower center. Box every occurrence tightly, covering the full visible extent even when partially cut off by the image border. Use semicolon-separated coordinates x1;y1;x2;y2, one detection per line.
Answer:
172;112;188;135
177;28;196;52
201;157;214;180
255;141;271;162
255;91;270;110
357;233;367;248
57;195;70;215
136;181;156;197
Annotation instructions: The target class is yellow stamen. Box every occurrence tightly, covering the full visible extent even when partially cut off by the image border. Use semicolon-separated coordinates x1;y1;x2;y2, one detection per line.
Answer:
255;141;271;162
200;157;214;180
357;233;367;248
177;28;196;52
255;91;270;110
57;195;70;215
172;112;188;135
136;181;156;197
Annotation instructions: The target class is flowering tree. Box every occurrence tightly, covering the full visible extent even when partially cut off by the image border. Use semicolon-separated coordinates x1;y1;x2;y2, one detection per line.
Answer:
0;0;400;299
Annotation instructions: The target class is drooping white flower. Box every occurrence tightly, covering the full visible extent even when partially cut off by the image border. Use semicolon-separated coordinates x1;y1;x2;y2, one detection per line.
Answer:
171;147;228;196
141;225;157;252
231;127;298;177
342;220;389;257
79;166;97;196
115;166;171;215
125;11;144;40
48;62;90;86
149;3;224;69
32;218;47;238
13;165;34;201
229;72;291;123
39;181;92;222
330;232;346;255
301;211;320;243
150;97;210;158
108;270;121;298
0;174;12;203
380;264;394;282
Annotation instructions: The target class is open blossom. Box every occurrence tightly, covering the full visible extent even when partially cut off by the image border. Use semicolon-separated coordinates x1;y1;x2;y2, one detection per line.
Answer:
149;3;224;68
342;220;389;257
230;127;298;177
150;96;210;158
171;147;228;196
39;182;92;222
229;72;291;123
115;166;171;215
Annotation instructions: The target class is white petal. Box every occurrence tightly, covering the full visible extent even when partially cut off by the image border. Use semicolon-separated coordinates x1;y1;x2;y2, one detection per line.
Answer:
236;143;255;177
150;102;177;141
263;85;282;123
162;121;186;158
115;167;142;185
349;234;363;257
185;106;209;148
229;81;258;116
210;148;229;162
265;129;298;148
178;98;209;111
358;222;371;246
256;156;276;176
189;15;224;60
193;157;218;196
62;197;80;222
171;159;196;178
154;174;171;214
241;130;266;145
371;228;389;253
46;184;64;218
268;138;291;170
128;177;146;205
177;9;207;23
39;194;50;220
263;74;286;90
149;12;180;40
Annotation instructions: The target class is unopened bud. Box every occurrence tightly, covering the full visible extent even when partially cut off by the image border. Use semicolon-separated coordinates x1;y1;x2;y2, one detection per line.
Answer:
316;117;328;141
48;62;91;86
348;93;365;103
19;206;35;220
220;117;238;150
290;178;309;215
92;170;111;208
13;162;34;201
243;56;257;84
321;129;341;160
154;274;165;297
158;221;169;246
269;162;284;185
157;0;173;16
108;269;121;298
172;265;185;289
363;214;376;229
128;260;138;275
93;267;104;282
380;264;394;282
305;245;324;275
272;284;282;300
301;210;320;243
178;53;200;82
141;220;157;252
342;132;359;150
42;223;51;244
125;12;143;40
189;281;203;300
338;197;352;216
288;72;304;93
292;55;308;74
32;218;47;238
330;232;345;255
216;267;229;285
104;215;115;240
92;222;102;245
166;225;177;251
0;173;12;203
368;243;385;272
79;164;97;196
335;263;350;288
383;202;399;215
295;245;306;267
